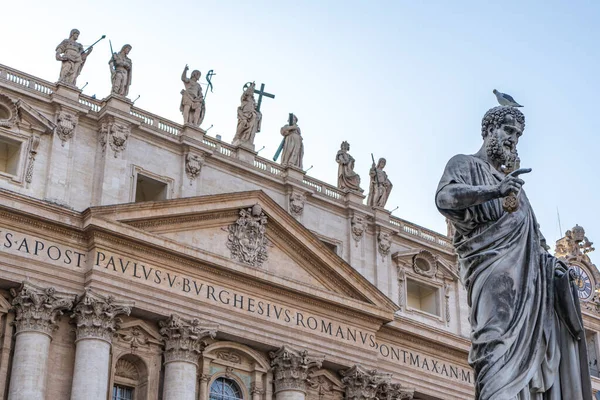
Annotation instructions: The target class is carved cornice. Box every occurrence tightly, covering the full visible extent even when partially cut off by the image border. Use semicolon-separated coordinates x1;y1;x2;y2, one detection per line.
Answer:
159;314;217;366
269;345;324;394
125;210;239;230
339;365;391;400
10;281;76;336
71;289;131;343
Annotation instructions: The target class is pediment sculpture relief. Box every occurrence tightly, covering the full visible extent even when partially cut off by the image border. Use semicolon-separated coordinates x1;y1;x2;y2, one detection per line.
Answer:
226;205;269;267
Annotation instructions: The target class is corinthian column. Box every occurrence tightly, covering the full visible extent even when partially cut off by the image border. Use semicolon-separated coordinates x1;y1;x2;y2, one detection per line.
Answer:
8;281;75;400
269;345;324;400
340;365;393;400
159;314;217;400
70;289;131;400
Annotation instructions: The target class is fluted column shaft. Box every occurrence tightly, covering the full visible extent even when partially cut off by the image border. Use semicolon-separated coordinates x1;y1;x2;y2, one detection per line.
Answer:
8;282;75;400
160;314;217;400
70;290;131;400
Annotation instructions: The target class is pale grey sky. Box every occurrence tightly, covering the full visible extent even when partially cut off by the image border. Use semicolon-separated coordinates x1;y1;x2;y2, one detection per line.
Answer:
2;0;598;264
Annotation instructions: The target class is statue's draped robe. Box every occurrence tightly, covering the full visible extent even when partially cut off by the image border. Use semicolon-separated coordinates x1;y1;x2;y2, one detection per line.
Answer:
336;151;362;191
281;125;303;169
56;39;85;85
180;81;205;125
367;167;392;207
233;98;261;146
436;154;592;400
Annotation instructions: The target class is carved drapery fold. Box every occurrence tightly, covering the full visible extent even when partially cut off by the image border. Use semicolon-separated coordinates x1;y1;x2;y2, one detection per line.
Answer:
339;365;391;400
71;289;131;342
10;281;75;336
159;314;217;365
269;345;324;394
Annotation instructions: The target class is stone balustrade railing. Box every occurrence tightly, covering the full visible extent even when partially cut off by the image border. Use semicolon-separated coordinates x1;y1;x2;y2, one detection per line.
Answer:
0;64;56;96
0;62;452;252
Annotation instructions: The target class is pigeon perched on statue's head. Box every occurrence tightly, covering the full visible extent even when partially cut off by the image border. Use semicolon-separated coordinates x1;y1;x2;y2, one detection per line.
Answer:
493;89;523;107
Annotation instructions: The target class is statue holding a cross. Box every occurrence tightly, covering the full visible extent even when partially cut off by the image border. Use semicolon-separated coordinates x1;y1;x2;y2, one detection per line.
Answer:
233;82;264;148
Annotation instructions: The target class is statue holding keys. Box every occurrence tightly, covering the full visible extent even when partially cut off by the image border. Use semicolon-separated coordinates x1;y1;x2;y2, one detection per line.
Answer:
55;29;104;86
180;65;205;126
436;105;592;399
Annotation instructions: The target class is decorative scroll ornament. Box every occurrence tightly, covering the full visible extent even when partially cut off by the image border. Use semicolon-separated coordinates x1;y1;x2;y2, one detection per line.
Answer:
412;250;438;278
289;192;305;217
351;215;366;244
376;382;414;400
185;152;204;183
397;268;406;311
25;136;41;185
227;205;269;267
10;281;75;335
119;326;149;349
444;282;451;326
378;231;392;260
71;289;131;342
159;314;217;365
339;365;391;400
216;350;242;364
250;382;265;395
55;110;78;145
269;345;324;394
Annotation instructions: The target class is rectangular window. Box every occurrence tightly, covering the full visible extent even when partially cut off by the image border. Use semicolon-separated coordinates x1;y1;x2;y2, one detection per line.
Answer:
135;174;168;202
113;385;134;400
406;279;440;316
0;135;21;176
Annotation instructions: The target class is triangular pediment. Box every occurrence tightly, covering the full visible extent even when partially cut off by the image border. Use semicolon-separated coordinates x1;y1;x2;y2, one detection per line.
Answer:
85;191;398;319
392;248;459;281
0;94;56;134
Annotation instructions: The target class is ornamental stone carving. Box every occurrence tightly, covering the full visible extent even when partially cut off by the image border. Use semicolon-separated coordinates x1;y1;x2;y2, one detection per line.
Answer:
351;215;366;243
55;110;78;145
119;326;149;349
339;365;391;400
444;282;451;327
115;358;139;380
555;224;595;261
269;345;324;394
376;382;414;400
397;268;406;311
0;93;19;128
227;205;269;267
289;192;305;217
25;135;41;185
185;152;204;183
216;350;242;364
159;314;217;365
412;250;438;278
377;231;392;259
71;289;131;342
99;119;131;157
250;382;265;396
10;281;75;336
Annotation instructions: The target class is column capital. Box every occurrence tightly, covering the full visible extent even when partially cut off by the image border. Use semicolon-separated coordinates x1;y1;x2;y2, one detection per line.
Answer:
376;382;414;400
10;281;76;336
71;289;132;343
269;345;324;394
159;314;217;366
339;365;391;400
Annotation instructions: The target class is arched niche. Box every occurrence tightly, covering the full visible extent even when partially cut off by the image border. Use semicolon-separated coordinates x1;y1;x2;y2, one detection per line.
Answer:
201;341;271;400
112;354;149;400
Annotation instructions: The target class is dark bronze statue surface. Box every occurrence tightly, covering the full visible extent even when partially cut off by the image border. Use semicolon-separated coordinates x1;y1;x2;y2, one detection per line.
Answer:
436;106;592;399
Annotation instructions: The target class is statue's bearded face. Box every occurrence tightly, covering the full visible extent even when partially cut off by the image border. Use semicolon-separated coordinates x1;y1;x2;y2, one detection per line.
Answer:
486;116;522;167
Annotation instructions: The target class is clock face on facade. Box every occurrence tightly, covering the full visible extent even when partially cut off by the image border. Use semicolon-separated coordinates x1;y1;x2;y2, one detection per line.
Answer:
572;265;593;299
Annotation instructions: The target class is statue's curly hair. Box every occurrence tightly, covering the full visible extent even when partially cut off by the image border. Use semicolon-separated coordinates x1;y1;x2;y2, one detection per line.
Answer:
481;106;525;138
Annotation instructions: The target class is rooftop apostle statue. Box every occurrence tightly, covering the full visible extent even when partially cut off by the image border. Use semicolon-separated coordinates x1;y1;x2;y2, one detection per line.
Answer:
180;65;205;126
109;44;133;97
55;29;93;86
435;106;592;399
233;82;261;147
367;157;392;208
280;114;303;169
336;141;362;192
